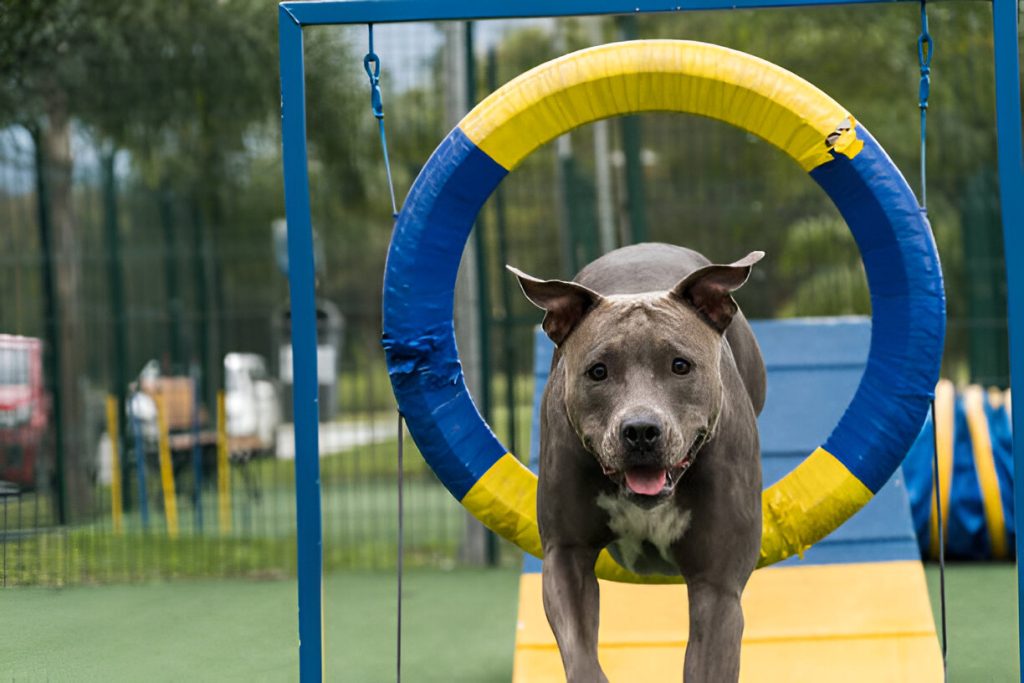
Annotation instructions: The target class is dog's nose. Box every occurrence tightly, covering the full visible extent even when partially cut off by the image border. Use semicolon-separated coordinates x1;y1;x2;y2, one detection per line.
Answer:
621;420;662;450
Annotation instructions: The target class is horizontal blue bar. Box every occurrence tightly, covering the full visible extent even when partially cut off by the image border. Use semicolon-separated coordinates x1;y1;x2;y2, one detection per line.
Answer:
282;0;965;26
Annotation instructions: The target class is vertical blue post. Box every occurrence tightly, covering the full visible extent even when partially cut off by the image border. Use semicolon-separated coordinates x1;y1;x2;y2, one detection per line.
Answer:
279;6;324;681
991;0;1024;672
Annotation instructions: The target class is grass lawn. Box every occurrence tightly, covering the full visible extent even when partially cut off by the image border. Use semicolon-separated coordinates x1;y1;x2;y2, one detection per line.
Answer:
3;567;522;682
3;563;1019;681
925;563;1020;682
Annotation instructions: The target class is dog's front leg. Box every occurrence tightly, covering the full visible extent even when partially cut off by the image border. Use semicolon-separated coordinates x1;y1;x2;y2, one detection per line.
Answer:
683;580;744;683
542;544;607;683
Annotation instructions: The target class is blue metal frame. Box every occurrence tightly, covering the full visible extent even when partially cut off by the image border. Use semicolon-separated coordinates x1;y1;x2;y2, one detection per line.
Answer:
283;0;955;24
279;1;1024;679
992;0;1024;676
279;7;324;681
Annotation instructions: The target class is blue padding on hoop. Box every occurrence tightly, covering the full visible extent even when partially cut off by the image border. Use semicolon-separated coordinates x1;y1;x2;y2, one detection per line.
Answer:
382;120;943;522
382;128;509;499
810;126;945;494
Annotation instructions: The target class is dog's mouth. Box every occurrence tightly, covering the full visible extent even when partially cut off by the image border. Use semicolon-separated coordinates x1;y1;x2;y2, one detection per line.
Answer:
601;429;707;498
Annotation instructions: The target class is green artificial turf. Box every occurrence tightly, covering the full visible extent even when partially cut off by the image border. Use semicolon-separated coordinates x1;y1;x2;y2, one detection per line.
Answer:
925;563;1020;682
2;567;521;682
2;563;1019;682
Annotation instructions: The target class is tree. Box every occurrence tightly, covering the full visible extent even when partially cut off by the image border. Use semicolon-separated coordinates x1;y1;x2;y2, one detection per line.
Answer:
1;0;107;518
0;1;369;519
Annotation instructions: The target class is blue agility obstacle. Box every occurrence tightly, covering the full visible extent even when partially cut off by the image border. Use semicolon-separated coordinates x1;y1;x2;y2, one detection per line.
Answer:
278;2;1024;679
380;41;944;583
904;380;1016;561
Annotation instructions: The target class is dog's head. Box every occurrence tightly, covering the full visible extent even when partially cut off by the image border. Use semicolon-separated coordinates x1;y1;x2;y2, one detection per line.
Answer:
510;252;762;505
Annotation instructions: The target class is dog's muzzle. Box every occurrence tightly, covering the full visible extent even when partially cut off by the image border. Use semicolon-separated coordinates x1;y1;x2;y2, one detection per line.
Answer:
602;427;709;499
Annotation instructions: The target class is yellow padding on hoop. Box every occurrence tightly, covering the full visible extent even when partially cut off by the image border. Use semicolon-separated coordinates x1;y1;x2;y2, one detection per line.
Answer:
463;454;680;583
464;447;870;584
459;40;863;173
759;447;872;567
462;454;543;559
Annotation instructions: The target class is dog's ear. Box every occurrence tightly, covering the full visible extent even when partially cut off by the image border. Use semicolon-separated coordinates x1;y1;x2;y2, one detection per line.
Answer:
669;251;764;333
507;266;603;346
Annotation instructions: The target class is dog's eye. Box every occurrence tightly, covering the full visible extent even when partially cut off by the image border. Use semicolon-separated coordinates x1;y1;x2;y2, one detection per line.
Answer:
672;358;692;375
586;363;608;381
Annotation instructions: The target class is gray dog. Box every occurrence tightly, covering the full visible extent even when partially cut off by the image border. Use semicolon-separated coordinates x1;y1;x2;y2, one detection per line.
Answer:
509;243;766;683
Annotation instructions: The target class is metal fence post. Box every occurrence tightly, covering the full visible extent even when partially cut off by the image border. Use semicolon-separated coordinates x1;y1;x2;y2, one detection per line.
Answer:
102;150;132;512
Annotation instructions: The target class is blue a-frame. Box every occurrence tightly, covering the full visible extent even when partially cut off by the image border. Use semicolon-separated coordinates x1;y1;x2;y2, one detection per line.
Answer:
278;1;1024;679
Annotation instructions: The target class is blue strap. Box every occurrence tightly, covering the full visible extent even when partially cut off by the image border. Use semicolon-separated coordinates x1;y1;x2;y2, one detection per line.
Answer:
364;24;399;217
917;0;933;213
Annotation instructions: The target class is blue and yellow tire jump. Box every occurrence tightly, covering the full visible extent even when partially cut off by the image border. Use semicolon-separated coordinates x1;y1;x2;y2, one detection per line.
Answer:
382;40;945;583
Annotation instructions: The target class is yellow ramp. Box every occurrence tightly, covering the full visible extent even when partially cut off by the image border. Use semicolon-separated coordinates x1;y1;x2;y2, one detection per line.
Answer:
513;561;943;682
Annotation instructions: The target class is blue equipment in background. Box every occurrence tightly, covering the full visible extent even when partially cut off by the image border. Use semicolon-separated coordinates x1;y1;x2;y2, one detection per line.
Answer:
903;384;1015;560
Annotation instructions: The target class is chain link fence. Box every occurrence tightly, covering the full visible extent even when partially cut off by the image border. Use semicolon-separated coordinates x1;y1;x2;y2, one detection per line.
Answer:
0;5;1011;586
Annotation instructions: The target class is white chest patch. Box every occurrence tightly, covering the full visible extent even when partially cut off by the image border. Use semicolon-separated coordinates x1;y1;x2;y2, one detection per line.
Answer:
596;492;692;572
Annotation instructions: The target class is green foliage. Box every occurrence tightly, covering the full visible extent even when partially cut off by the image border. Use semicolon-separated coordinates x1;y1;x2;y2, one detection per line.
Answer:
488;26;564;83
776;214;869;317
4;6;999;332
0;0;97;125
0;0;383;363
1;1;368;209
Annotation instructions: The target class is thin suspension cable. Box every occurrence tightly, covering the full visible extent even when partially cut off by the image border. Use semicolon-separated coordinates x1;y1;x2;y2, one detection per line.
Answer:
919;4;946;673
365;23;404;681
396;411;405;683
931;400;948;673
364;24;400;217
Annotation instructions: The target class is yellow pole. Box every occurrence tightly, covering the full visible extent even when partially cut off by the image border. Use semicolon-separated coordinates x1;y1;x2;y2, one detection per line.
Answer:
155;394;179;539
929;379;955;559
217;391;231;535
105;395;123;534
964;385;1008;559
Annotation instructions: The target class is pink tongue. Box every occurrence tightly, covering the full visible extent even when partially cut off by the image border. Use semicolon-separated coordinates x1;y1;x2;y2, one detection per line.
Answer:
624;467;667;496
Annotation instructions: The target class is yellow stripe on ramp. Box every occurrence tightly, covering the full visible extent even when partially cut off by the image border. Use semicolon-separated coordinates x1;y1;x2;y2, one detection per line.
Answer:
514;561;942;682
